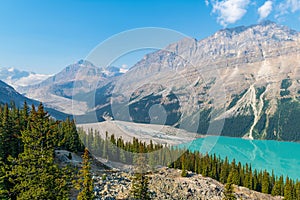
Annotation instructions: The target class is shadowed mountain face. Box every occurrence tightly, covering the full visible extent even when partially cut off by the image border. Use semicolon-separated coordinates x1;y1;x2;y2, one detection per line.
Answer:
0;80;30;106
0;80;69;120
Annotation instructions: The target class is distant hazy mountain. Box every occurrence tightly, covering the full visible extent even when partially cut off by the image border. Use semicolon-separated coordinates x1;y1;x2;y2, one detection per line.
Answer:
76;21;300;141
20;60;126;115
0;80;69;120
0;67;51;89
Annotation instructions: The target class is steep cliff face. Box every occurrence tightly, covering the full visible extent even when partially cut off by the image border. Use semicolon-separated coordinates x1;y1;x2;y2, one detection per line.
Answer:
89;21;300;141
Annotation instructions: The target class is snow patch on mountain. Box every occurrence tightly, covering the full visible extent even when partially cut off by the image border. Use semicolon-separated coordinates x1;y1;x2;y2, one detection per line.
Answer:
0;67;52;89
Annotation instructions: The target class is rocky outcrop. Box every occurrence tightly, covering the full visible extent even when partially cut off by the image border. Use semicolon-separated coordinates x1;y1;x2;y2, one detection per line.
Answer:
92;170;132;200
92;167;283;200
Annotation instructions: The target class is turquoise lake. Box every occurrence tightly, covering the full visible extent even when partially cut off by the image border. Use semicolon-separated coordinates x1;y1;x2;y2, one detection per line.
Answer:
181;136;300;180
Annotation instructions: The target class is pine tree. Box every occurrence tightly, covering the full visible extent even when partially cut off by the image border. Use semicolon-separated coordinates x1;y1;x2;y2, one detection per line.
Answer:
61;118;84;153
102;132;108;159
227;167;240;186
181;157;188;177
0;103;23;198
220;157;230;184
181;166;188;177
261;170;270;194
20;101;29;129
0;104;13;162
6;104;20;158
253;169;259;191
4;103;70;199
295;181;300;200
248;166;253;190
76;148;95;200
130;151;151;200
272;176;284;196
284;177;294;200
130;173;150;200
223;181;237;200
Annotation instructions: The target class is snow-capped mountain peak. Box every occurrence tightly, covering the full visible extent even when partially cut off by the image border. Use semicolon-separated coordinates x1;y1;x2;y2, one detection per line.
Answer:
0;67;52;89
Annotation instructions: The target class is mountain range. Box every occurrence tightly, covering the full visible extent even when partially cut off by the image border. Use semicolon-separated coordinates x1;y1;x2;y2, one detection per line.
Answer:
11;60;126;115
1;21;300;141
0;67;51;89
76;21;300;141
122;21;299;141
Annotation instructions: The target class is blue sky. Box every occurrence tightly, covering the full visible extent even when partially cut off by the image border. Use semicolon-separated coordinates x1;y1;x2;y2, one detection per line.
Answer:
0;0;300;74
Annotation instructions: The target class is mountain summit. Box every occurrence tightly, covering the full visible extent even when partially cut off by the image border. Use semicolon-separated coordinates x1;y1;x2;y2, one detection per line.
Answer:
0;67;51;89
19;22;300;141
218;20;297;36
74;21;300;141
19;60;125;115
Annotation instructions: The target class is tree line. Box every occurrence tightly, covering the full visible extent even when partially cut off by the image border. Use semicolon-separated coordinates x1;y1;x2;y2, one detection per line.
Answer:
171;151;300;200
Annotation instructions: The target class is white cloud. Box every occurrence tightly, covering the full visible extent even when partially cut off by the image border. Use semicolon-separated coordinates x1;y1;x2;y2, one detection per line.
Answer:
211;0;251;27
258;1;273;21
205;0;209;6
278;0;300;16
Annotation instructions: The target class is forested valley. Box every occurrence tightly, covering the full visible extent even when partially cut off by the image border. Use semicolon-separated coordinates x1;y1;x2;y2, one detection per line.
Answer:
0;101;299;199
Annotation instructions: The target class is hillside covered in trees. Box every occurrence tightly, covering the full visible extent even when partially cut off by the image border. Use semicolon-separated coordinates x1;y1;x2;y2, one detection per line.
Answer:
0;101;299;199
0;102;88;199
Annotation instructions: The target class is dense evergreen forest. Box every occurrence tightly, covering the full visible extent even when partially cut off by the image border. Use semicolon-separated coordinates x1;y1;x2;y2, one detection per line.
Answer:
81;129;300;200
0;101;299;199
0;102;90;199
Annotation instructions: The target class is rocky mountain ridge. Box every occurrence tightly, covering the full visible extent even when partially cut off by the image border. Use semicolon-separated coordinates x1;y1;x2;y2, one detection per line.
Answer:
79;21;300;141
0;80;69;120
18;60;126;115
0;67;51;89
14;21;300;141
